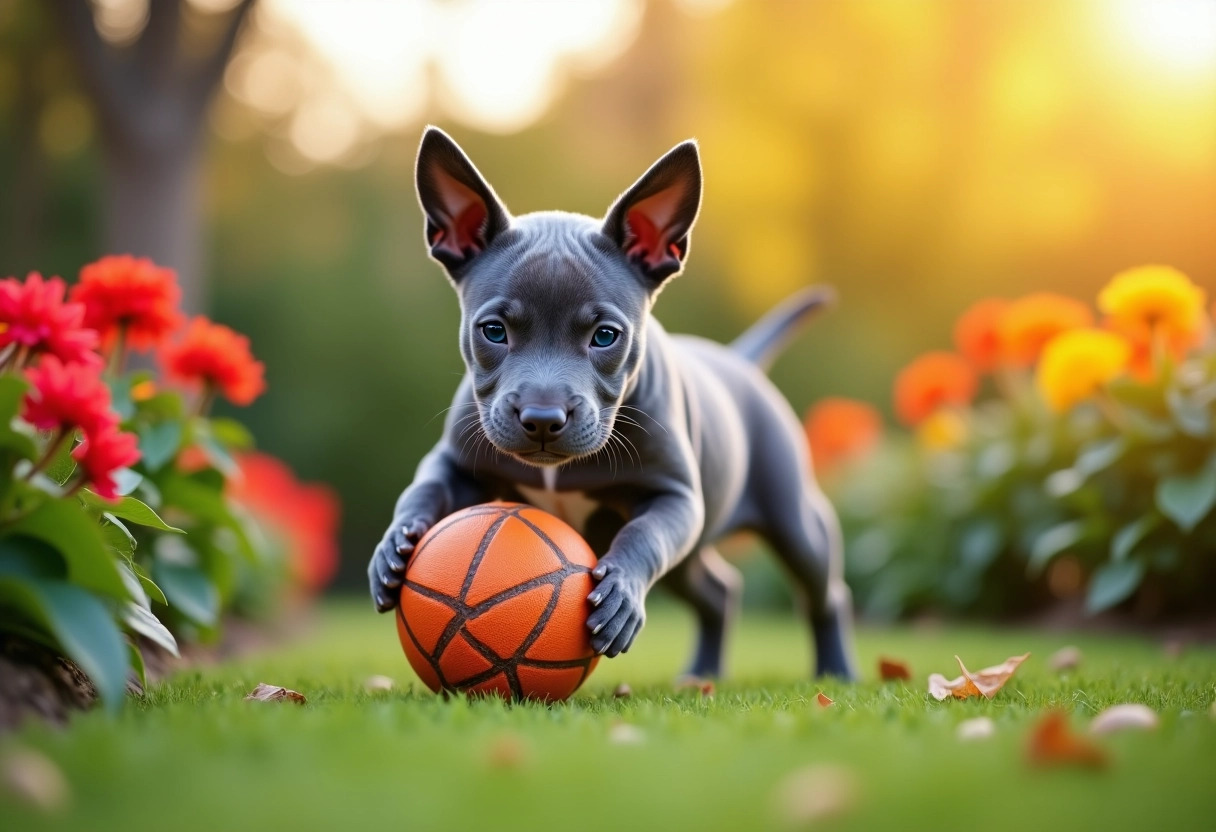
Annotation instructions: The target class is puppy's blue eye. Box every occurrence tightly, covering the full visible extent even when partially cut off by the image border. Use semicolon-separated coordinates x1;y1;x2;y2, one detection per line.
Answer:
591;326;620;348
481;322;507;344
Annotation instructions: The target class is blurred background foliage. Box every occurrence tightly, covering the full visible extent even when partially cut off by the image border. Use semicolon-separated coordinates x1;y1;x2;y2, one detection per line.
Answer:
0;0;1212;597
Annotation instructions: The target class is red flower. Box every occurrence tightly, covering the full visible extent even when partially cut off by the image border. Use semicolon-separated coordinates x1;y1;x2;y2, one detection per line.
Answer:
72;425;140;501
893;351;977;426
229;452;340;592
70;255;182;351
161;317;266;406
0;273;101;368
804;397;883;476
22;355;116;436
953;298;1009;373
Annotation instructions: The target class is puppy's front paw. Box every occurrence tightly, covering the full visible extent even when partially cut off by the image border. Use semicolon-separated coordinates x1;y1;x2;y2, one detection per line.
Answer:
368;517;431;612
586;561;646;657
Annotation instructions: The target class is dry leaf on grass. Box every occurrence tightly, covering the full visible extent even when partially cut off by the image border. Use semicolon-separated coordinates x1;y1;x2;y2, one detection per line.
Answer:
878;657;912;681
613;683;633;699
675;677;715;697
609;722;646;745
1;748;69;812
244;682;307;704
363;675;394;693
486;734;530;769
773;764;859;826
956;717;996;741
816;691;834;708
928;653;1030;701
1027;711;1106;769
1090;704;1158;735
1048;646;1082;672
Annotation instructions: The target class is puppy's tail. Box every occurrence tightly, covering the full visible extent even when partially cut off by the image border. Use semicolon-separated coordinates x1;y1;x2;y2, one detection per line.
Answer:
730;285;836;373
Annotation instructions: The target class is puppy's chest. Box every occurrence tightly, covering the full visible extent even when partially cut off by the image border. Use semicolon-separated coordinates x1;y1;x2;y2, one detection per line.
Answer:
513;483;602;535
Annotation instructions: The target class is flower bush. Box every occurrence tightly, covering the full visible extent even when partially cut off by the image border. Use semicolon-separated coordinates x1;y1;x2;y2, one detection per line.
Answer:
0;258;339;712
820;265;1215;621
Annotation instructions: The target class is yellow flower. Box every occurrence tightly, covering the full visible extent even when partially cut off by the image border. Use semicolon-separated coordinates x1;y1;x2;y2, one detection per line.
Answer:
916;408;968;452
1098;265;1206;341
1036;329;1131;413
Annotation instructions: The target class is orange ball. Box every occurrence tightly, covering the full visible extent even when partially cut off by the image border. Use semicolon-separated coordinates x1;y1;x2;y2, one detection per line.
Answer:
396;502;600;701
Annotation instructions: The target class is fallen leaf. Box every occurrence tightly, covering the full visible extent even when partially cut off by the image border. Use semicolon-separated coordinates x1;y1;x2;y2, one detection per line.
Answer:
1;748;69;812
878;657;912;681
928;653;1030;701
244;682;307;704
676;677;715;697
1090;704;1159;735
1048;646;1082;672
609;722;646;745
1027;711;1107;769
956;717;996;741
816;691;834;707
613;683;633;699
486;733;529;769
773;764;859;826
363;675;394;693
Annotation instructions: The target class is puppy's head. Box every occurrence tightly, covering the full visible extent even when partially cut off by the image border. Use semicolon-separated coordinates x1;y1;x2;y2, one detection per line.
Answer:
415;127;701;467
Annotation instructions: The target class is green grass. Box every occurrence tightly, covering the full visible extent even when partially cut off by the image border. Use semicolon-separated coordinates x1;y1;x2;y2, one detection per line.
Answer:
4;600;1215;832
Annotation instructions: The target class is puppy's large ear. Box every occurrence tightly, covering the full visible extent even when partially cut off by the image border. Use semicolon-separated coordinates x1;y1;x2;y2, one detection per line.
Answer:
415;126;511;275
602;140;702;287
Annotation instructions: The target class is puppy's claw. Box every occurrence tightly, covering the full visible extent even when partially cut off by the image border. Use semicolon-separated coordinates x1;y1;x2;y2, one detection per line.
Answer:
592;564;607;580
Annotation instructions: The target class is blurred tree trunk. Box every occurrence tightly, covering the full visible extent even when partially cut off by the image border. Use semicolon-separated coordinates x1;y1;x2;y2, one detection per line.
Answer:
51;0;256;314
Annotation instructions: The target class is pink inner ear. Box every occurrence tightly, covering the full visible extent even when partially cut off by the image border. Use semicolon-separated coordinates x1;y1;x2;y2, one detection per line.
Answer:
431;169;489;258
623;186;684;269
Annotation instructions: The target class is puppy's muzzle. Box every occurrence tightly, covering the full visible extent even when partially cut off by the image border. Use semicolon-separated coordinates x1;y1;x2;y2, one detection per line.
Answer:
516;404;569;443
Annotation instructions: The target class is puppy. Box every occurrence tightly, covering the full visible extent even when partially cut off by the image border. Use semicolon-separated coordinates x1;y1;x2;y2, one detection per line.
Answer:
369;127;855;680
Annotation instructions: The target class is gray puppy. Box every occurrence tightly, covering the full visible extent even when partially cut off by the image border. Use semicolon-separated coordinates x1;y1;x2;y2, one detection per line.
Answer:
369;127;855;681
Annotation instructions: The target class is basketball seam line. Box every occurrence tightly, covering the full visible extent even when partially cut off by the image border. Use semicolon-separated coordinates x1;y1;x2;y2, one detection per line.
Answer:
512;510;576;568
410;507;500;561
511;572;563;661
398;604;448;690
430;510;512;659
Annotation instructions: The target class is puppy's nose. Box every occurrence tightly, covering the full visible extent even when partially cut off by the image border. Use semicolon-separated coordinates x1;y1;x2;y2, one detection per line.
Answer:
518;405;568;442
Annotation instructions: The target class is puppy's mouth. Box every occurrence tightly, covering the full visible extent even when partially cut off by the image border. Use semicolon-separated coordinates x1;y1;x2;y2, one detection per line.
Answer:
515;448;570;465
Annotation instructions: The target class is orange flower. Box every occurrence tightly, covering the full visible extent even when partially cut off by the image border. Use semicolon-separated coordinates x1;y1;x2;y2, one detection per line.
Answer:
953;298;1009;372
804;397;882;475
893;351;977;426
71;255;182;351
161;317;266;406
229;452;340;592
997;293;1093;367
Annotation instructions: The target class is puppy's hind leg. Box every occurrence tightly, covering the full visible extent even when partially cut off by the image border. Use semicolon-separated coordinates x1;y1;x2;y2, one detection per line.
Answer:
758;485;857;681
659;547;742;679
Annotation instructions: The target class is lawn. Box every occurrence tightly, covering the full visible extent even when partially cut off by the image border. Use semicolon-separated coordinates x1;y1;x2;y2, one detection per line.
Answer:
4;600;1215;832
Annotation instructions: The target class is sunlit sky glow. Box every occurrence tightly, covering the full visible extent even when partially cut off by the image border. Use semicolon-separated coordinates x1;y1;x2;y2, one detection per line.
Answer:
209;0;1216;170
235;0;643;167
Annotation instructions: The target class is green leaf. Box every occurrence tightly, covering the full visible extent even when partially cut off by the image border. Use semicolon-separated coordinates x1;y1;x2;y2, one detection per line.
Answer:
120;601;179;657
1075;437;1127;476
1027;520;1087;576
114;468;143;497
1111;514;1162;562
117;560;148;608
1156;465;1216;532
107;375;135;421
153;561;219;626
958;519;1003;572
1085;559;1147;613
44;431;80;485
0;576;129;709
1167;388;1211;438
6;499;129;600
81;492;183;533
101;514;136;559
209;418;254;450
0;536;67;580
138;421;184;472
0;375;37;460
131;561;166;606
128;639;146;692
